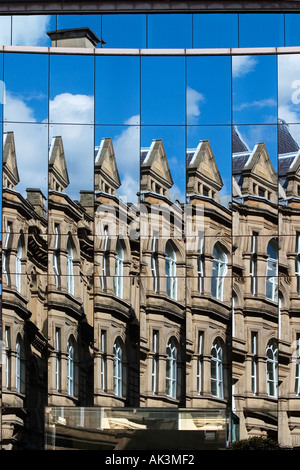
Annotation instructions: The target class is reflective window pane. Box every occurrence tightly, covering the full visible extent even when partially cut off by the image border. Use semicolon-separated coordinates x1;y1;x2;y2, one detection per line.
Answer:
278;54;300;124
141;125;186;204
3;122;48;199
4;53;48;123
141;57;185;125
12;15;55;46
285;14;300;47
57;14;101;41
49;124;94;201
232;55;277;125
95;124;140;205
95;56;140;125
187;56;231;125
147;14;192;49
238;14;284;47
0;16;11;45
50;55;94;124
193;14;238;48
102;14;146;49
187;125;232;206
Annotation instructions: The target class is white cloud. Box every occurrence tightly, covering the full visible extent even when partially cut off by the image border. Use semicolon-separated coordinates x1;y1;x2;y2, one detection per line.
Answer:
232;55;257;78
186;86;205;123
233;97;277;112
11;15;51;46
4;91;95;200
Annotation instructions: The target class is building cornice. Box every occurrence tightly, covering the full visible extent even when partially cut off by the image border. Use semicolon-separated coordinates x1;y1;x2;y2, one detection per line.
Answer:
1;1;300;15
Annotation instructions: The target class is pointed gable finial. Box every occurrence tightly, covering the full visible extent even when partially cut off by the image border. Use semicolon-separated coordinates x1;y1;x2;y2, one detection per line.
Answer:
3;131;20;190
48;136;69;192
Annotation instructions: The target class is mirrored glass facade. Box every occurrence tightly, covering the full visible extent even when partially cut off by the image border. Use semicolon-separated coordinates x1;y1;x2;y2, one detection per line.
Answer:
1;8;300;451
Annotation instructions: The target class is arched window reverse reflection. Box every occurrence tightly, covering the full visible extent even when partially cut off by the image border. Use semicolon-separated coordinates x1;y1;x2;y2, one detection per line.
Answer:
266;239;278;302
166;338;177;399
211;338;224;399
266;339;278;398
165;240;177;300
67;338;75;397
114;239;124;298
67;236;74;296
113;338;123;397
211;243;227;301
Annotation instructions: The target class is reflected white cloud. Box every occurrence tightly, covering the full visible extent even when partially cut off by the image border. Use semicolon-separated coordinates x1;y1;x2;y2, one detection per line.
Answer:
232;55;257;77
50;93;94;124
186;86;205;123
278;55;300;124
234;98;277;112
12;15;51;46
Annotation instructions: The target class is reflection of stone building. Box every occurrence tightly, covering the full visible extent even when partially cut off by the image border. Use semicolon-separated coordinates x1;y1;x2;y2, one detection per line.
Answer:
277;121;300;449
231;126;280;441
3;121;300;449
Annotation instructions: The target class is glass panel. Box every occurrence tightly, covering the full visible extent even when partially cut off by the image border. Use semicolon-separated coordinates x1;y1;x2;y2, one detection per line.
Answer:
49;124;94;207
232;55;277;125
3;122;48;210
95;56;140;125
285;14;300;47
0;16;11;45
4;53;48;123
278;54;300;124
187;56;231;125
141;125;185;204
278;122;300;236
102;14;146;49
187;125;232;207
238;14;284;47
193;14;238;48
95;124;140;205
141;56;185;125
49;54;94;124
147;14;192;49
12;15;55;46
57;14;101;41
232;124;278;236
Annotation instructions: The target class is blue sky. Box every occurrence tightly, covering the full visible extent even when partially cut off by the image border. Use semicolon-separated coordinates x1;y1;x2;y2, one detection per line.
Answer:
1;13;300;208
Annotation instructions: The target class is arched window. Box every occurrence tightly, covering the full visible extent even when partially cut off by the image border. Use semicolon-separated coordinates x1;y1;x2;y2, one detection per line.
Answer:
5;326;11;389
67;236;74;295
266;239;278;302
166;338;177;399
266;339;278;398
113;339;123;397
3;222;12;285
55;327;61;391
15;336;25;393
67;338;75;396
211;243;227;300
16;237;22;293
211;339;224;398
114;239;124;298
151;234;159;293
100;226;109;290
165;241;177;300
198;236;204;294
53;224;60;288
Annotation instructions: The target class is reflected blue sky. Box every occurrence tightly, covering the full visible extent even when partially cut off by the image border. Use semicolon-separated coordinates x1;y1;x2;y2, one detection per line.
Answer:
232;55;277;125
1;13;300;209
0;13;296;49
